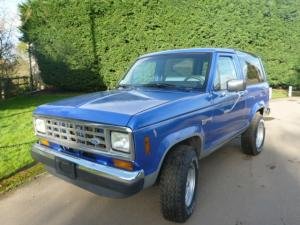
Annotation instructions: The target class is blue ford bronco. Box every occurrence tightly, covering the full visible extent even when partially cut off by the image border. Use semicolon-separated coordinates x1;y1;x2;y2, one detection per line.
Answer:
32;48;269;222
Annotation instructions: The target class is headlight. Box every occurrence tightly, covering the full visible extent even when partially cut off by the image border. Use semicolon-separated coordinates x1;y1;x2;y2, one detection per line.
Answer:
35;118;46;133
111;131;130;153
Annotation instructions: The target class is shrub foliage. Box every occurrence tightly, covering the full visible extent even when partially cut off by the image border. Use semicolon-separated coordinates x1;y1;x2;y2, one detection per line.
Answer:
20;0;300;90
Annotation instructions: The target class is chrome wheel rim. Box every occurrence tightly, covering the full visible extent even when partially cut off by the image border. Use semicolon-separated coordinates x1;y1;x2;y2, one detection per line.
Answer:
256;120;265;149
185;163;196;207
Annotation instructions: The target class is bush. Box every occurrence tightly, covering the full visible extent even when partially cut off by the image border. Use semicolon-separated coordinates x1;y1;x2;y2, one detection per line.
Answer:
20;0;300;90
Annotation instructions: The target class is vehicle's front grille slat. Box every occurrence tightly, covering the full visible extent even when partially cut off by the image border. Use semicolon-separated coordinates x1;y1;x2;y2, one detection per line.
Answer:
42;118;107;152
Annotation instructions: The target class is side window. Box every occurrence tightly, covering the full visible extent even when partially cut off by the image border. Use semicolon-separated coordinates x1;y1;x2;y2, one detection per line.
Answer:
246;62;261;84
240;55;264;85
214;56;238;90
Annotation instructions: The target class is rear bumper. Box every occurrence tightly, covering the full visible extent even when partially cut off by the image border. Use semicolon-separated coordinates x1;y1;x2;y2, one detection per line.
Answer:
31;143;144;198
265;107;271;115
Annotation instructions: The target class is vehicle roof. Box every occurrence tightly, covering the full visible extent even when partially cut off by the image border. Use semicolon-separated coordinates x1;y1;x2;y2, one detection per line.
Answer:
139;48;257;58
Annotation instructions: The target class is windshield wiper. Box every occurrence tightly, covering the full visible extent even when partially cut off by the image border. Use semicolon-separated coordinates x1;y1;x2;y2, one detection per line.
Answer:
141;82;177;88
118;84;132;89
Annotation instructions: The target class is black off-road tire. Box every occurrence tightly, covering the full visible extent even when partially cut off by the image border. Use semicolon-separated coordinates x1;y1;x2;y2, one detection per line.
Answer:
159;145;198;223
241;112;265;155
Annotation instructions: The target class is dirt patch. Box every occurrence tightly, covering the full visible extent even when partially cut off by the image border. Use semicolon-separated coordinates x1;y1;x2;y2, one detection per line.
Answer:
266;163;276;170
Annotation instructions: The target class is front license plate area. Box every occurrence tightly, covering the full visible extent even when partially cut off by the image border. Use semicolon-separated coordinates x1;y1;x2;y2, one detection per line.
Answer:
55;157;76;179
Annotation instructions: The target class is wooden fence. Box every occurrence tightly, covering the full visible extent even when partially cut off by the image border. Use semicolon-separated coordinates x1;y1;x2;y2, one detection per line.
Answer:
0;76;31;100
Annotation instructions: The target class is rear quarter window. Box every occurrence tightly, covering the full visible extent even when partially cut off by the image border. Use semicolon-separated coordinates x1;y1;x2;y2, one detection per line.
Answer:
239;53;265;85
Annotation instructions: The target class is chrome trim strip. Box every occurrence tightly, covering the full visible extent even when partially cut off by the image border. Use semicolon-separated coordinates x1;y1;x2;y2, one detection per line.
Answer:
32;143;144;185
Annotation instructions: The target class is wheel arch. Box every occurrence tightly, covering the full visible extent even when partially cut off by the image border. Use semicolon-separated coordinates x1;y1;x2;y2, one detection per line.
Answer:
144;134;203;188
250;100;266;121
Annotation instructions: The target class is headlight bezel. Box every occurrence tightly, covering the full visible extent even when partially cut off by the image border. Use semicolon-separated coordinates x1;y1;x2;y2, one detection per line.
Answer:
110;131;131;153
34;118;46;134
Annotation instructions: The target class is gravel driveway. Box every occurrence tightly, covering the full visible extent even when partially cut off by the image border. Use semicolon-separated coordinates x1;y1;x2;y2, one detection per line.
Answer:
1;98;300;225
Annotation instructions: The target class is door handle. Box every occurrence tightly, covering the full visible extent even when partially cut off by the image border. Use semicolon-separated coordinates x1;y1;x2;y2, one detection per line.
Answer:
239;90;248;97
220;91;226;97
224;91;243;113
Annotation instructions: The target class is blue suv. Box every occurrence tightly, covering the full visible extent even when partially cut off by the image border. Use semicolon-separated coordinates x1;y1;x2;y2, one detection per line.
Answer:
32;48;269;222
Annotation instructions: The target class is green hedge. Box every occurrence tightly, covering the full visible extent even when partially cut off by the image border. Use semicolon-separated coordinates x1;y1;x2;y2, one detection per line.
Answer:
20;0;300;90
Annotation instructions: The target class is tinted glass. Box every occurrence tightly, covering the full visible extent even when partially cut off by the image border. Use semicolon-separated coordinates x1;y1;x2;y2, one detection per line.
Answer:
239;54;265;85
120;53;212;90
214;56;238;90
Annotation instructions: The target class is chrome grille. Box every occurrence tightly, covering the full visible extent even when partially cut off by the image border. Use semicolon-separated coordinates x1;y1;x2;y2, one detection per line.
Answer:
41;118;107;152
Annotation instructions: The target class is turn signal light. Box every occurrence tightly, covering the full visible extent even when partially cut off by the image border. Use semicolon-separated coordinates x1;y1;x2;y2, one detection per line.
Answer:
144;136;151;155
112;159;133;171
39;138;49;147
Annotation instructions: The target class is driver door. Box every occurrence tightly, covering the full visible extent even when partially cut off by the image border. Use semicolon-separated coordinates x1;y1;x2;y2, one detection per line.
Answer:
206;54;246;148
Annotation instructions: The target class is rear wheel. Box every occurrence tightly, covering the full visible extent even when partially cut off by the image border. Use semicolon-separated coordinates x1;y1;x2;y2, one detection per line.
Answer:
159;145;198;223
241;112;265;155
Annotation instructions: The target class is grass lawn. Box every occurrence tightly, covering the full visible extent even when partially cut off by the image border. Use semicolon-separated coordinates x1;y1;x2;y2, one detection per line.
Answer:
0;92;78;180
0;163;45;194
272;89;288;99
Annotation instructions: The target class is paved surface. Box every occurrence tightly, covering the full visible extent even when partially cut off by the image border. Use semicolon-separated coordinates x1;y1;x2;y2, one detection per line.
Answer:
1;98;300;225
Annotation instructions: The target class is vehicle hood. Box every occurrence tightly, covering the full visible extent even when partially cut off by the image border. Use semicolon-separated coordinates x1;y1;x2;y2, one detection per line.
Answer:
34;89;198;128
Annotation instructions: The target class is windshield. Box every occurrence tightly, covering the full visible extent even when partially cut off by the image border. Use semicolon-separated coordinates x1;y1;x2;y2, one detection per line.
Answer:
119;53;212;90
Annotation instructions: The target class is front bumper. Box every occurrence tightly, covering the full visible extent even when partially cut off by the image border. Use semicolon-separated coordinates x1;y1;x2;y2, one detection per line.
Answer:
31;143;144;198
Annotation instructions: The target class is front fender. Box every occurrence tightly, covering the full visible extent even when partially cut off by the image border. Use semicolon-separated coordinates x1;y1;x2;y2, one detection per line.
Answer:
143;125;204;188
158;126;204;161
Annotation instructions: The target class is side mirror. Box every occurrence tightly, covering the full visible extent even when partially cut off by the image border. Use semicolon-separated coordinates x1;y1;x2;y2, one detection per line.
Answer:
227;79;246;92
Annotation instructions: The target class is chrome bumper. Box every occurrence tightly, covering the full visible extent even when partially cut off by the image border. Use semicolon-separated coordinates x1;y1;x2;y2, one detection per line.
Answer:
265;107;271;115
31;143;144;198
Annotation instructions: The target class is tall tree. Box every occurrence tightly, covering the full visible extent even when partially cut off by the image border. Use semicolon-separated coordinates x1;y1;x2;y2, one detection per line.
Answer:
0;4;16;76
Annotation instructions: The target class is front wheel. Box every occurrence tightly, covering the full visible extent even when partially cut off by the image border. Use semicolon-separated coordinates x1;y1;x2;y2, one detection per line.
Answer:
159;145;198;223
241;112;266;155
